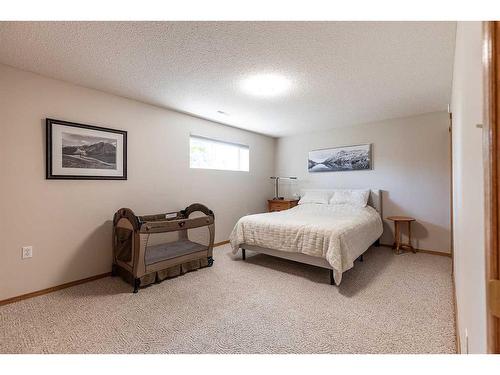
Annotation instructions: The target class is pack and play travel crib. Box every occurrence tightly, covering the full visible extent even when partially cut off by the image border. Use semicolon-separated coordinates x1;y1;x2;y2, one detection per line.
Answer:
112;203;215;293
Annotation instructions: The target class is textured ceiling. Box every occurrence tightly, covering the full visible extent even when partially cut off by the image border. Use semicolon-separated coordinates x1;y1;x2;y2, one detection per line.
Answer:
0;22;456;137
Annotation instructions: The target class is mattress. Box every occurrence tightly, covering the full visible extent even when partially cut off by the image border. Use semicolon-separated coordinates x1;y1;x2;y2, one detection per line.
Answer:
229;203;383;284
145;239;206;265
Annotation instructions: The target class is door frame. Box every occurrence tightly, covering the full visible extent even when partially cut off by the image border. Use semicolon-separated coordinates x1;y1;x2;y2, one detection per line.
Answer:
449;111;454;273
483;21;500;354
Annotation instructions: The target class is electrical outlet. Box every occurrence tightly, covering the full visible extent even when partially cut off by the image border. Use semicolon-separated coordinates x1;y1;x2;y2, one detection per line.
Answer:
22;246;33;259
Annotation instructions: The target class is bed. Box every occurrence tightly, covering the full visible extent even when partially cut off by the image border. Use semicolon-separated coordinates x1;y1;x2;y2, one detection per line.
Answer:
229;189;383;285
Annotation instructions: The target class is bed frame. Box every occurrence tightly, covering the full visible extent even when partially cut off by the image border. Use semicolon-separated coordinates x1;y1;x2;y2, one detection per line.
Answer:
239;189;382;285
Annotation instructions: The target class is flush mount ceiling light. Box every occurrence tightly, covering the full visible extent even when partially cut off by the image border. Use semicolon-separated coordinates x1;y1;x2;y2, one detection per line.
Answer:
240;73;291;97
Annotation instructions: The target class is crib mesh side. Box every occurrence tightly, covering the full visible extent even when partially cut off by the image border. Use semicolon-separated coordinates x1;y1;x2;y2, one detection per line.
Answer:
115;227;133;263
135;219;212;286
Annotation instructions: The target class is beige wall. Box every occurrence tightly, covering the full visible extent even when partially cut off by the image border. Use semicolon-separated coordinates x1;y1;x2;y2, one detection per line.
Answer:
275;112;451;253
0;64;275;301
451;21;486;354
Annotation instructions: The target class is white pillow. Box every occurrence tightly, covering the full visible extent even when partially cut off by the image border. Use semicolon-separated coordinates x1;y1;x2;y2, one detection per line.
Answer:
298;191;330;205
329;189;370;207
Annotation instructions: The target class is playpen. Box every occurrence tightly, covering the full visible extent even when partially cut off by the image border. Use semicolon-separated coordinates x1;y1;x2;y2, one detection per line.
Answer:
112;203;215;293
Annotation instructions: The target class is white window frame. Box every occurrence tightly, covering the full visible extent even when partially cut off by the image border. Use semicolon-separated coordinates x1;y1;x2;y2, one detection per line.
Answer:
189;134;250;172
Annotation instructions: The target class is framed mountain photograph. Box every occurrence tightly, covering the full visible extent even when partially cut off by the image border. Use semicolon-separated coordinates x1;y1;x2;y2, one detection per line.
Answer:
46;118;127;180
308;144;372;172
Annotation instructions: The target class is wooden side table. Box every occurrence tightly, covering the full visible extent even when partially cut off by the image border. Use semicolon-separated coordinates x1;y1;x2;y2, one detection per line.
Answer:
387;216;416;254
268;199;299;212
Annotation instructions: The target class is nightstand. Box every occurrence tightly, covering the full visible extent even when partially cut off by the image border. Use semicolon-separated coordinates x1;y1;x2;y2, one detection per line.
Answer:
267;199;299;212
387;216;416;254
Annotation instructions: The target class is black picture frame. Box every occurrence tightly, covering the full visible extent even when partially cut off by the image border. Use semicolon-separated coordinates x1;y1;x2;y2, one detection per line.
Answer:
46;118;127;180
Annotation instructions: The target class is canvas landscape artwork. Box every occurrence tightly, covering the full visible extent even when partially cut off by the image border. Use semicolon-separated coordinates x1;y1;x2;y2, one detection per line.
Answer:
308;144;372;172
62;133;117;170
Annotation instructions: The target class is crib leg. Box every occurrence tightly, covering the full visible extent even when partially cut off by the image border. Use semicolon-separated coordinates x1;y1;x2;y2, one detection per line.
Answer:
133;278;140;294
207;256;214;267
329;269;334;285
242;248;246;260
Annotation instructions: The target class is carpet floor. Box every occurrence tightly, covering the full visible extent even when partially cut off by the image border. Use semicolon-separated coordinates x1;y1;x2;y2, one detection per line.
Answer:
0;244;455;354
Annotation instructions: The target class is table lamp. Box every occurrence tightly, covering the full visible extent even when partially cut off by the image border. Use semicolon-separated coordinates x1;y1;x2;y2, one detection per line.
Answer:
270;176;298;200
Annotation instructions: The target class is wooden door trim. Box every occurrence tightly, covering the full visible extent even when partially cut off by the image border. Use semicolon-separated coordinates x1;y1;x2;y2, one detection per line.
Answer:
483;21;500;354
449;111;454;274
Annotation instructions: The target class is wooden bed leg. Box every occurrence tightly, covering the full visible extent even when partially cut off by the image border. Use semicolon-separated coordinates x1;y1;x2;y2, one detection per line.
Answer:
242;248;246;260
329;269;334;285
133;278;140;294
358;254;364;262
374;239;380;247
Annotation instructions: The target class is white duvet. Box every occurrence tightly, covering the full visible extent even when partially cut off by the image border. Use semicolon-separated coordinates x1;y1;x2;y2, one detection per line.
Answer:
229;203;383;285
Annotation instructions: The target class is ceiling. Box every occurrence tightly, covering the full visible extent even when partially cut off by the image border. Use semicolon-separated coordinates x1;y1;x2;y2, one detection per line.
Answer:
0;22;456;137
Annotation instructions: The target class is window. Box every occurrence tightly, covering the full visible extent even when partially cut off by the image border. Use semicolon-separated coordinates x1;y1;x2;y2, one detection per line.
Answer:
190;135;249;172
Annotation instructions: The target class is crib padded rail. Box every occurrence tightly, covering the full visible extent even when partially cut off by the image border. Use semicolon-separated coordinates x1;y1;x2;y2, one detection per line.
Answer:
140;216;214;233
